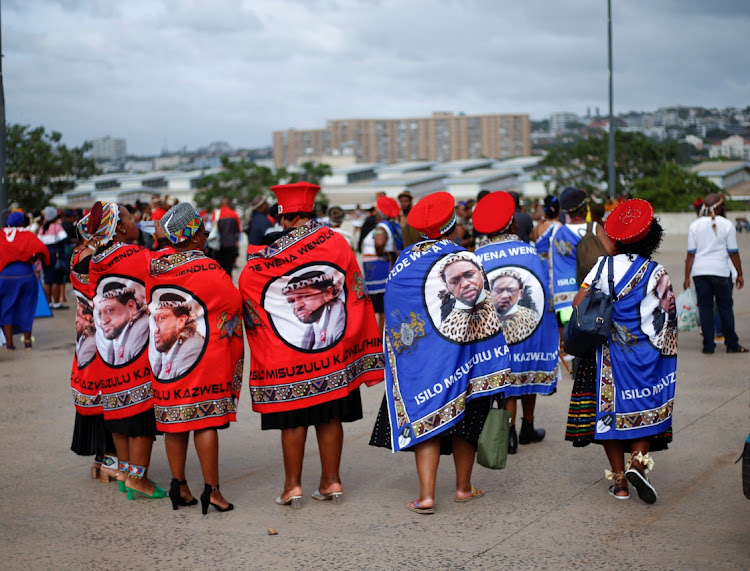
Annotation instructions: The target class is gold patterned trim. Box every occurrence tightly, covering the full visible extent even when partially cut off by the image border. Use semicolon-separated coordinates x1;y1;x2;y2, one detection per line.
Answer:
598;345;615;413
409;369;510;439
251;352;385;404
155;396;236;424
150;250;208;276
103;383;153;411
247;220;324;261
616;399;674;430
72;388;101;408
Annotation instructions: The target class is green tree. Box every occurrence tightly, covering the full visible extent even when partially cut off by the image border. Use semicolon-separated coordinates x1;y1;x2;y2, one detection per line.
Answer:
193;156;291;211
630;162;721;211
7;123;98;212
293;161;333;185
537;131;685;200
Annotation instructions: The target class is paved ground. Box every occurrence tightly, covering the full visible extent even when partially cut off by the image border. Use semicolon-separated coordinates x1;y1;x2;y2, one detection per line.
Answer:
2;233;749;570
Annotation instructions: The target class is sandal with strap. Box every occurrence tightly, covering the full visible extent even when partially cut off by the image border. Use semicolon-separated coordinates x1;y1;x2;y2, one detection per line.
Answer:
625;453;657;504
605;470;630;500
727;345;749;353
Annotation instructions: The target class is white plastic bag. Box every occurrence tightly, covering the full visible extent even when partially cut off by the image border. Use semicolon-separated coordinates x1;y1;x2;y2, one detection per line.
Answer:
676;288;698;332
207;210;221;251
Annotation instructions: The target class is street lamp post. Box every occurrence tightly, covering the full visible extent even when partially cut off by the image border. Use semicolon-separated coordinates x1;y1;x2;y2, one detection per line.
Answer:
607;0;616;201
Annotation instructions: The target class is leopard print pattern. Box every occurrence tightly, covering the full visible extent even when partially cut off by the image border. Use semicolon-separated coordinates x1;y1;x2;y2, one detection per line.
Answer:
438;294;501;343
499;305;539;344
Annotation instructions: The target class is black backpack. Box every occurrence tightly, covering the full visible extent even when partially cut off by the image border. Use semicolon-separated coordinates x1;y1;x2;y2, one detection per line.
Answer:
576;222;607;285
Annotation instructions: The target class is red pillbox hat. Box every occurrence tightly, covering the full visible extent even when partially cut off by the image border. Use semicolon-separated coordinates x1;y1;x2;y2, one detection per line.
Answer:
605;198;654;244
407;192;457;239
376;196;401;219
472;191;516;235
271;181;320;214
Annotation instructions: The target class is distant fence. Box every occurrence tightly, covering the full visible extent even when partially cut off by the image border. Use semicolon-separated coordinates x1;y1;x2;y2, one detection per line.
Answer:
656;212;750;235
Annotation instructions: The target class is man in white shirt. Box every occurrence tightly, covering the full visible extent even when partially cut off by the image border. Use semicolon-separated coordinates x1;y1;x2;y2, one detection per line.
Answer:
683;193;746;354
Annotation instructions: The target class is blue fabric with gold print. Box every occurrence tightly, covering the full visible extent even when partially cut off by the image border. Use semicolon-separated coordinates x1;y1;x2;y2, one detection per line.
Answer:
383;239;511;452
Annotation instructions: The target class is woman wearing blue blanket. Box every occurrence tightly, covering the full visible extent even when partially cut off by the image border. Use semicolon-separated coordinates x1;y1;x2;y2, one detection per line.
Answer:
473;192;559;454
369;192;512;514
566;199;677;504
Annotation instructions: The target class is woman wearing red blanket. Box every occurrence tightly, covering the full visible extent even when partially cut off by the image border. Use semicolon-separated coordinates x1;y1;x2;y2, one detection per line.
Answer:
149;203;243;514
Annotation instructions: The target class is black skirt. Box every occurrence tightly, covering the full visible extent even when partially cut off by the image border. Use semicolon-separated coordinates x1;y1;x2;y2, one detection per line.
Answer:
70;412;116;456
104;408;159;438
565;352;672;451
369;394;491;455
261;388;363;430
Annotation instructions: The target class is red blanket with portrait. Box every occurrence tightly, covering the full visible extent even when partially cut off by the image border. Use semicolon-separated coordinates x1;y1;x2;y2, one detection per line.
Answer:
88;243;156;421
239;221;384;413
148;249;244;432
70;249;102;416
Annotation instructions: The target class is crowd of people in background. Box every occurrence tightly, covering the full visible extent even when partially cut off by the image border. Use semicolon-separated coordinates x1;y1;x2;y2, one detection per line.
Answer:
1;181;746;514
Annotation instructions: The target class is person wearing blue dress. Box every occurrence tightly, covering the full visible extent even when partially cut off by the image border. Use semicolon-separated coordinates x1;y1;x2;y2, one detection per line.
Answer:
473;192;559;454
567;199;677;504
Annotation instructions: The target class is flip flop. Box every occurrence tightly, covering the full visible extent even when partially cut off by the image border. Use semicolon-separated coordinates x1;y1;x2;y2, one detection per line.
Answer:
455;486;485;502
625;467;657;504
312;489;343;503
406;499;434;514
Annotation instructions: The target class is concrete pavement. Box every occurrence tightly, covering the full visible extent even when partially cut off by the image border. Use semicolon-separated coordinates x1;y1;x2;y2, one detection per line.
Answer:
1;233;749;570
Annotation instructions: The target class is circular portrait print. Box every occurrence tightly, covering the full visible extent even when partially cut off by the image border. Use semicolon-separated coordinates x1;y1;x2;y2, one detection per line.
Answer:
486;266;544;345
423;252;501;345
74;290;97;368
640;267;677;356
148;287;208;382
263;263;347;353
93;276;149;367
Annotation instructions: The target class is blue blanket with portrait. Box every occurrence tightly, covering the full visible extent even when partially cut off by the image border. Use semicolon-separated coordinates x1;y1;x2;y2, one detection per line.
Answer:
475;236;559;396
593;257;677;441
383;239;511;452
550;223;581;312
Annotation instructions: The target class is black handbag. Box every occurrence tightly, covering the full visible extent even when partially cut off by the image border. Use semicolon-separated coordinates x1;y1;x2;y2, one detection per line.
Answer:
562;256;614;358
54;252;69;273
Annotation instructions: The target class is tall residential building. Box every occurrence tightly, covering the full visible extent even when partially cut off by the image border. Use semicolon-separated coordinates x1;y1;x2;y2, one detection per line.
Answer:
91;136;127;161
549;112;580;134
273;111;530;168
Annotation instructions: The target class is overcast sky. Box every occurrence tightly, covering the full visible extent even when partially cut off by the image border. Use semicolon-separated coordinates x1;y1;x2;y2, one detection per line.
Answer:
4;0;749;156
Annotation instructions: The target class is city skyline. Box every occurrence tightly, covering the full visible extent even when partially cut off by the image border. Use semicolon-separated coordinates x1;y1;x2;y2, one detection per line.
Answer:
5;0;748;156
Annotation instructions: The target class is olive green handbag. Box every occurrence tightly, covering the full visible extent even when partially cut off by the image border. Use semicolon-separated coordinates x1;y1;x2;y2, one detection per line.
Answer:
476;400;511;470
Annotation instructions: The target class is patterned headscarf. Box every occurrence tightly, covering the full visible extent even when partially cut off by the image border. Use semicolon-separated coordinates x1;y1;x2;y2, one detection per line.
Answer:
79;201;120;245
161;202;202;244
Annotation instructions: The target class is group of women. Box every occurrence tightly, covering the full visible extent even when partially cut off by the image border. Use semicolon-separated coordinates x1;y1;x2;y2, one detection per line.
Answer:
70;201;241;513
1;185;676;515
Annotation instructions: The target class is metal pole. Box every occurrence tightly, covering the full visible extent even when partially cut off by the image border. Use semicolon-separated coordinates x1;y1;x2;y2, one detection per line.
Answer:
607;0;616;200
0;0;7;226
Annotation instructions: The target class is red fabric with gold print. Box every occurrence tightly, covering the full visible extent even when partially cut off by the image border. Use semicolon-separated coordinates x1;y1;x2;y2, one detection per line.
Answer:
88;243;156;421
148;249;244;432
239;221;384;413
69;249;102;416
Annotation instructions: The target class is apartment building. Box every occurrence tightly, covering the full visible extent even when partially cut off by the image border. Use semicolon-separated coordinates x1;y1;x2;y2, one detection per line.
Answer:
91;136;127;162
273;111;530;168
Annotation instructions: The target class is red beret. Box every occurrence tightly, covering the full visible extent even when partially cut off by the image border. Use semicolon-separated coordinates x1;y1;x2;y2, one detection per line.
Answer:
376;196;400;219
271;181;320;214
472;191;516;235
407;192;457;239
605;199;654;244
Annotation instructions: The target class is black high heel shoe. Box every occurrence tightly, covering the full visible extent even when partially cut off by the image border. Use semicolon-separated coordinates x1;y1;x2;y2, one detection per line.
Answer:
200;483;234;515
169;478;198;510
